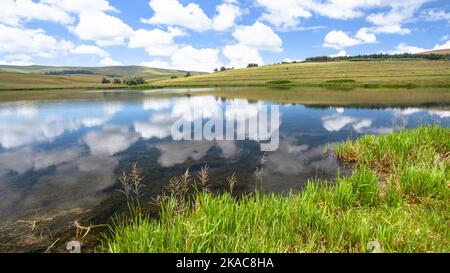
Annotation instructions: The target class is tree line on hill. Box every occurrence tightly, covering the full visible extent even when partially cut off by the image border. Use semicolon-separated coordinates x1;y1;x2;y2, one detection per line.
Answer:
213;63;259;73
304;53;450;63
44;70;94;75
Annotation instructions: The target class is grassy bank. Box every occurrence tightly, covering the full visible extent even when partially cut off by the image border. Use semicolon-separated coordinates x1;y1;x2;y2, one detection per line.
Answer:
106;126;449;253
151;60;450;88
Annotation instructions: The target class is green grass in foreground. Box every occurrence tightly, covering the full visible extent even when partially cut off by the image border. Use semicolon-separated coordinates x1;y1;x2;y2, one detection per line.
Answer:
106;126;449;253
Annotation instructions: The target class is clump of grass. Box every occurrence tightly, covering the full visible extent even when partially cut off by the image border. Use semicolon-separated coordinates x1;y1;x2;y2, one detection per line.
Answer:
336;125;449;202
106;126;449;253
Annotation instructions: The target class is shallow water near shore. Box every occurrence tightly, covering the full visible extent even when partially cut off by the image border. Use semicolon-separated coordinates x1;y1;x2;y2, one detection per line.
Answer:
0;87;449;252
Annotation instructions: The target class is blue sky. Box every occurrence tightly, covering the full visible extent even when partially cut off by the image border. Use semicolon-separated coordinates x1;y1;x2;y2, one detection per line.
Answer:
0;0;449;71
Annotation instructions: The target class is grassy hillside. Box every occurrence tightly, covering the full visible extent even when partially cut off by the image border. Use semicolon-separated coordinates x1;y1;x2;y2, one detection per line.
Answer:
152;60;450;88
0;72;124;90
422;49;450;55
2;60;449;90
0;65;199;78
0;65;201;90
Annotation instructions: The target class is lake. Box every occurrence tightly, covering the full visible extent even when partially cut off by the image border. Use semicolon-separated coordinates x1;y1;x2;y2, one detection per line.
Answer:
0;87;449;252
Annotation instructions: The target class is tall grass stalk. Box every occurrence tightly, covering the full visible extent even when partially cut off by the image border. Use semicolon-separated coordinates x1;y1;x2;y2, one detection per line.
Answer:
107;126;449;253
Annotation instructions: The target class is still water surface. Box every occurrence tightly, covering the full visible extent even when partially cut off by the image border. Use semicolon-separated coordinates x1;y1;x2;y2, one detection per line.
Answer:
0;89;449;249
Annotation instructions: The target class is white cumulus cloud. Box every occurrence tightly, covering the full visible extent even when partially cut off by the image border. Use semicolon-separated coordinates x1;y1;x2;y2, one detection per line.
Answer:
222;21;282;68
232;22;283;52
324;28;377;50
0;54;33;66
99;57;122;66
142;0;212;32
71;44;110;58
140;60;172;70
330;50;348;58
41;0;117;13
324;30;360;49
0;0;73;26
256;0;312;29
212;1;242;31
171;46;221;72
129;27;185;57
388;39;450;54
223;44;264;68
73;10;133;46
0;24;74;57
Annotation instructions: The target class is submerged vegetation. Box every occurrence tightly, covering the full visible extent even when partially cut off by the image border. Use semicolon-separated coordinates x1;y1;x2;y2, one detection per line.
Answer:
106;126;449;253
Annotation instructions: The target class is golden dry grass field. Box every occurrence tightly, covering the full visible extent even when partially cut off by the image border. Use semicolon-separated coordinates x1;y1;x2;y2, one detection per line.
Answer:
0;73;123;90
0;65;198;90
152;60;450;88
422;49;450;55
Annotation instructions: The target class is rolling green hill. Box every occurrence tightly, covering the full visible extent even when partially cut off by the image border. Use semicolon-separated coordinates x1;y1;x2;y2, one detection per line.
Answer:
0;65;203;90
151;60;450;88
2;59;450;90
0;65;200;78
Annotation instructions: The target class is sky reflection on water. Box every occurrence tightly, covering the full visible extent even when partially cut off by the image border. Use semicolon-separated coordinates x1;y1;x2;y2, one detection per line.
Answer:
0;91;449;221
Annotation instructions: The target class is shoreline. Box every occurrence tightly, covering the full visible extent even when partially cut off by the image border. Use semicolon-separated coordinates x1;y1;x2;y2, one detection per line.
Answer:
2;82;450;92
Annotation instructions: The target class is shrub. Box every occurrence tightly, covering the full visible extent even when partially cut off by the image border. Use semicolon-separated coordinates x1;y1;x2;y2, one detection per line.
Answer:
124;77;146;86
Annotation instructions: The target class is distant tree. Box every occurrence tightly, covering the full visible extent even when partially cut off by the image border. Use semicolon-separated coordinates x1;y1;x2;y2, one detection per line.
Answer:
213;68;219;72
185;72;192;77
247;63;259;68
124;77;146;86
220;66;227;72
171;76;178;79
113;79;122;84
137;77;146;84
101;77;111;84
